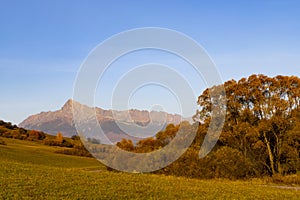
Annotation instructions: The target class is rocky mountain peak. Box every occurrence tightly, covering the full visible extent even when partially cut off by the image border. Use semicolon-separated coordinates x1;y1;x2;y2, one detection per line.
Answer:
61;99;74;111
19;99;192;142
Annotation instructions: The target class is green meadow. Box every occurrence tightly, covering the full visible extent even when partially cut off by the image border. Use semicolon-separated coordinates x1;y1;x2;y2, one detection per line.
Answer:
0;138;299;199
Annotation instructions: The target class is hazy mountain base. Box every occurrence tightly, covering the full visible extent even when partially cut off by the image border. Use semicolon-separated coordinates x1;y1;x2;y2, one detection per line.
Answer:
19;99;188;142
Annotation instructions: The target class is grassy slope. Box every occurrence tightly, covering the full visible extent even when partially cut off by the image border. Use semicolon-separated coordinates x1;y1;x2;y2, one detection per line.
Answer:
0;138;299;199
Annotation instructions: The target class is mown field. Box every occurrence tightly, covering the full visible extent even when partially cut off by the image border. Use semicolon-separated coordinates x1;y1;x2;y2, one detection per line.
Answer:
0;138;299;199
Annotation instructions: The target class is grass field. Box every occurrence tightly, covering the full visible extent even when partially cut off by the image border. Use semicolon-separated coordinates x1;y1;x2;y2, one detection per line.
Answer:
0;138;299;199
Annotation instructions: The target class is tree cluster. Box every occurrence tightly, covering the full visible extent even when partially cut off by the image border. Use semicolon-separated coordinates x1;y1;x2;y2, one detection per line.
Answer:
115;75;300;179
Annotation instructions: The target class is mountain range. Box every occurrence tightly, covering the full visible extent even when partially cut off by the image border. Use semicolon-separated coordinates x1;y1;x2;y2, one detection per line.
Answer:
19;99;190;143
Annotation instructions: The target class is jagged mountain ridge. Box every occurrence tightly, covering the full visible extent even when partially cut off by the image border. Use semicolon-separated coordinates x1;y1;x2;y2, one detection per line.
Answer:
19;99;187;142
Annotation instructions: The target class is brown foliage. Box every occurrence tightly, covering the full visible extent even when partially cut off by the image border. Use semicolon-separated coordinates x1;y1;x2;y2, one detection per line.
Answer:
117;74;300;179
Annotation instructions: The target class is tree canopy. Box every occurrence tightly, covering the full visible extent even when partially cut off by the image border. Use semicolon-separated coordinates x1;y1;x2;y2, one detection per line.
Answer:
115;74;300;178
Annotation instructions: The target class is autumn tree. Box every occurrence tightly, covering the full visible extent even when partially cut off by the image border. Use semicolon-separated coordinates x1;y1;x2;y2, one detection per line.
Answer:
117;139;135;152
195;74;300;176
28;130;45;141
114;74;300;178
56;132;64;144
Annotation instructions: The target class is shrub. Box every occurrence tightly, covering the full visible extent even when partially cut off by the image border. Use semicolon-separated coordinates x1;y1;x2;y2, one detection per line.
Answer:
205;146;255;179
55;147;92;157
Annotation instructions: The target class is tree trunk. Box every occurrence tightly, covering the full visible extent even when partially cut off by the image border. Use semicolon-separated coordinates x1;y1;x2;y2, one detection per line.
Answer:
264;132;276;175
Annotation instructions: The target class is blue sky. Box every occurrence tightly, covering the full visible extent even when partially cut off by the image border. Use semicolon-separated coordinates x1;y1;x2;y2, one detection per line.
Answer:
1;0;300;124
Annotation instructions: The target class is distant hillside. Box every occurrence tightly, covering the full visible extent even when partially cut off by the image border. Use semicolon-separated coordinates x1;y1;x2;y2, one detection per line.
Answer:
0;119;47;141
19;100;189;143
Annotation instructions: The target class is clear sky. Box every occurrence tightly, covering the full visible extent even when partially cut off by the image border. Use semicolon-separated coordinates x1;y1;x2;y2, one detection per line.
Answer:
1;0;300;124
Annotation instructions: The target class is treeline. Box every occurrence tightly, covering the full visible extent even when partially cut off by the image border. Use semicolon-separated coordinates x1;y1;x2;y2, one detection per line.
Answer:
0;120;91;157
115;74;300;179
0;120;46;141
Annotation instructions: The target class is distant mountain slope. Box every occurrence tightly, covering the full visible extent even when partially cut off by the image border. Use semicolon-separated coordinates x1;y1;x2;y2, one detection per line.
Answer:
19;100;188;143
